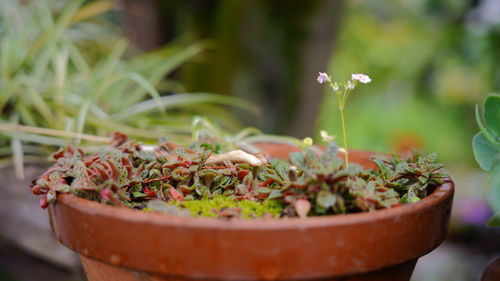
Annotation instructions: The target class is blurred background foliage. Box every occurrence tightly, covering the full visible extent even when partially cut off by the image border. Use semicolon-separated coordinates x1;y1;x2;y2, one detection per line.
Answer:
317;0;499;166
0;0;258;170
119;0;342;136
122;0;500;167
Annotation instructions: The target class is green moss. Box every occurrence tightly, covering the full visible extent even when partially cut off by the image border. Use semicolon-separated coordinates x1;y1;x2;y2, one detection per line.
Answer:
239;199;283;218
170;196;284;218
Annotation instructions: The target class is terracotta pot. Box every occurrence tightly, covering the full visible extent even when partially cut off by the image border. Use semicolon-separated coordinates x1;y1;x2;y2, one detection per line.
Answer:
48;144;454;281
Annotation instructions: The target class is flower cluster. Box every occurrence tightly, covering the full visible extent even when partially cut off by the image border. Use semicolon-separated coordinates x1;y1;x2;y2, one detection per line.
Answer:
317;72;372;167
317;72;371;110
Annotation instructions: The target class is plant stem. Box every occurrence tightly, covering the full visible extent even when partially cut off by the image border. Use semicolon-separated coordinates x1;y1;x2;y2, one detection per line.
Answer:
339;109;349;168
0;124;111;143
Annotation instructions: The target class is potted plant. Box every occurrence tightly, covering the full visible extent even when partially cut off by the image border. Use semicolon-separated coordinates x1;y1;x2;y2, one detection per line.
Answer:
30;73;454;281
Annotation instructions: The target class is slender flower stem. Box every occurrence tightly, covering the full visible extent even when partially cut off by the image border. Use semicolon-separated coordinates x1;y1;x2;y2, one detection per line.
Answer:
316;72;371;168
339;109;349;168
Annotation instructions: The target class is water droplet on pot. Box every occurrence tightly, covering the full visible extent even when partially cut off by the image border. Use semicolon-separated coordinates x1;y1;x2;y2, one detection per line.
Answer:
258;266;281;280
109;254;122;265
159;264;169;273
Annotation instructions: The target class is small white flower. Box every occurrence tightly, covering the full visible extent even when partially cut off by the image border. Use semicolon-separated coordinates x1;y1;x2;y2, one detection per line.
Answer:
338;147;347;154
317;72;331;84
320;130;335;142
346;80;355;90
331;82;340;91
351;73;372;84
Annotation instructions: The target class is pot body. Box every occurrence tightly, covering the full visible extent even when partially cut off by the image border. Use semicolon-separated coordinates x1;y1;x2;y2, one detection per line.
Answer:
48;144;454;281
80;255;417;281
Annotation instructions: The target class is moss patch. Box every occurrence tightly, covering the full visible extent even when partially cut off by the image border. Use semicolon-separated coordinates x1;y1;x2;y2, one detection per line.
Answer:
170;196;284;218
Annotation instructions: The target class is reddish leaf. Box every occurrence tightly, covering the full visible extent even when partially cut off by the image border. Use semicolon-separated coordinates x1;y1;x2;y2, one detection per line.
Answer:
237;170;251;180
169;187;184;201
39;196;49;209
100;188;112;201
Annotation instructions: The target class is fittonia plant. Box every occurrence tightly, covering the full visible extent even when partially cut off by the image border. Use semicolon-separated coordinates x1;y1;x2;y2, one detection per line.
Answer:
472;93;500;226
31;130;448;219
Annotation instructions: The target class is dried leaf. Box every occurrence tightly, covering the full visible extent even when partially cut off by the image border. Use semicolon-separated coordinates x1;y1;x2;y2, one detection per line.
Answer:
294;199;311;219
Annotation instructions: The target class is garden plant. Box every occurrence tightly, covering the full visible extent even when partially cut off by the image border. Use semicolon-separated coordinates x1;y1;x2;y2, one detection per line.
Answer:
32;73;448;219
28;73;455;281
31;130;447;219
472;93;500;226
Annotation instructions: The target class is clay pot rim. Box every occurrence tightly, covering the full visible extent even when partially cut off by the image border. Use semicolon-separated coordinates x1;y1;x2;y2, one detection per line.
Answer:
57;180;453;230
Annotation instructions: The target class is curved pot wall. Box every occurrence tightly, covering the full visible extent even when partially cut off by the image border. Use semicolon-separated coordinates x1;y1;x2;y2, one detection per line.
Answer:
48;145;454;281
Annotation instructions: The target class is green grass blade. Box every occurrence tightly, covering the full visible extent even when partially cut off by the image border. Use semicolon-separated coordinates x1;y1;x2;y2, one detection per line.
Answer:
30;0;84;56
9;115;24;179
66;39;90;73
11;134;24;180
0;130;68;146
118;42;205;108
70;0;114;23
64;94;109;120
94;39;128;79
22;82;58;125
125;72;165;114
76;100;92;143
15;103;37;126
111;93;260;122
